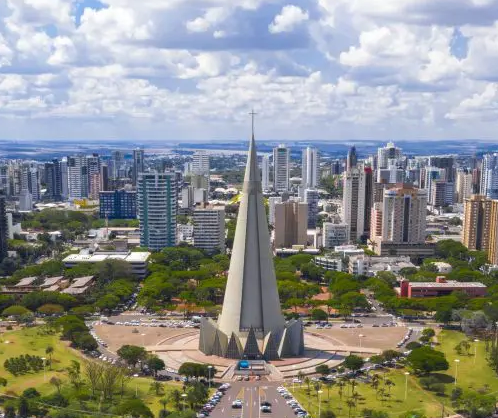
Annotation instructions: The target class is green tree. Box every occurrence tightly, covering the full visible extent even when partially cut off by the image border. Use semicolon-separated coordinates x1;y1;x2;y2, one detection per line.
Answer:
45;346;54;369
344;355;364;372
114;399;153;418
406;347;449;375
315;364;330;376
117;345;147;368
146;355;166;377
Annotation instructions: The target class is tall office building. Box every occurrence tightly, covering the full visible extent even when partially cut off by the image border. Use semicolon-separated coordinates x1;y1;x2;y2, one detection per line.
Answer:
44;159;62;201
0;192;7;262
377;167;405;184
111;151;125;179
370;202;383;242
268;196;282;226
137;172;177;251
0;165;9;196
429;156;455;183
274;200;308;248
430;181;454;207
480;154;498;199
99;190;137;219
87;154;101;200
342;167;366;241
261;155;270;191
181;186;195;209
363;167;374;238
21;163;41;202
302;147;319;189
19;189;32;211
377;142;402;169
424;166;446;204
273;144;290;192
192;150;210;175
67;155;88;200
346;146;358;171
304;189;319;228
381;185;427;245
100;164;109;192
192;205;225;254
60;159;69;200
463;195;492;252
456;170;473;203
133;149;145;186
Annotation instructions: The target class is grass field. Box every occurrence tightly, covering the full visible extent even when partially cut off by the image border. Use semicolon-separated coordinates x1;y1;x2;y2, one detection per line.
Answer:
290;330;496;418
0;327;186;416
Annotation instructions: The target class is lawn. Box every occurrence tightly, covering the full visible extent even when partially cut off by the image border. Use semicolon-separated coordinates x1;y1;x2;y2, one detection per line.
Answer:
0;327;187;416
290;330;497;418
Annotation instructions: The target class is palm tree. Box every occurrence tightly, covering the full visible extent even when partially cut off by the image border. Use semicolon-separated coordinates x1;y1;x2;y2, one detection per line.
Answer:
313;382;322;399
346;399;355;418
45;346;54;370
352;391;361;409
378;388;386;405
298;371;305;387
350;379;357;397
304;377;311;394
338;379;346;401
385;379;395;396
325;380;334;403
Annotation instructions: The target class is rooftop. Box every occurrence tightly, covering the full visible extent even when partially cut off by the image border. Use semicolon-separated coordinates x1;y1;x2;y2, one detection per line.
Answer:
410;281;486;288
63;251;150;264
15;277;38;287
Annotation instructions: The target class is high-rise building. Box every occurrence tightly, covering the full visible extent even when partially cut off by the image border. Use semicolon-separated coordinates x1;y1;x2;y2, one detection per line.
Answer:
380;185;427;246
268;196;282;226
377;167;405;184
481;154;498;199
331;159;343;175
87;154;100;200
463;195;492;252
100;164;109;192
60;159;68;200
456;170;473;203
342;167;366;241
0;192;8;262
192;205;225;254
21;163;41;201
487;201;498;265
370;202;383;242
273;144;290;192
377;142;402;169
137;172;177;251
274;200;308;248
346;146;357;171
363;167;374;238
199;132;304;360
304;189;319;228
322;223;350;249
133;149;145;186
261;155;270;191
44;159;62;201
111;150;125;179
423;166;446;204
430;181;454;207
99;190;137;219
302;147;319;189
429;156;455;183
181;186;195;209
67;155;88;200
192;150;210;176
19;189;32;211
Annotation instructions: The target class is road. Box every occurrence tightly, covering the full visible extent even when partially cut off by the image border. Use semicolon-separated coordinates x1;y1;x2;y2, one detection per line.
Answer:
209;382;297;418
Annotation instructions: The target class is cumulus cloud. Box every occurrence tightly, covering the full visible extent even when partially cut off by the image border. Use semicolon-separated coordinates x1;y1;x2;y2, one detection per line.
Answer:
0;0;498;140
269;5;309;34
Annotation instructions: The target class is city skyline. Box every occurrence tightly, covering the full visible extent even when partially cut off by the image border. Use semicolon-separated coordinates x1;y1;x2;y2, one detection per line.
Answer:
2;1;498;141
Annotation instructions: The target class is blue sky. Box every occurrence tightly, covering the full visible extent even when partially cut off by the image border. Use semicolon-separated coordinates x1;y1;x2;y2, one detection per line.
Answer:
1;0;498;141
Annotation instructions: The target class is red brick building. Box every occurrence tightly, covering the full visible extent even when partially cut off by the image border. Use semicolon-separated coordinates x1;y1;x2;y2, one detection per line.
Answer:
400;277;487;298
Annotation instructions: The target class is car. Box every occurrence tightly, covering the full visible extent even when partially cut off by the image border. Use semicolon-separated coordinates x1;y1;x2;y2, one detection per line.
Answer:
372;324;379;327
292;378;302;383
232;400;243;409
260;406;271;413
243;375;250;381
260;401;271;407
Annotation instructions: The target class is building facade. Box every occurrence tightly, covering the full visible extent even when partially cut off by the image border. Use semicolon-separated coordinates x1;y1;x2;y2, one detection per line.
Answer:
274;200;308;248
99;190;137;219
132;149;145;187
273;144;290;192
342;167;366;241
322;223;350;249
261;155;270;191
137;172;177;251
463;194;492;252
193;205;225;254
302;146;319;189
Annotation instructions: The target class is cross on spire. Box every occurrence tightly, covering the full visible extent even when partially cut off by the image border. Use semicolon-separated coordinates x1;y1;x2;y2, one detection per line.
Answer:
249;109;257;139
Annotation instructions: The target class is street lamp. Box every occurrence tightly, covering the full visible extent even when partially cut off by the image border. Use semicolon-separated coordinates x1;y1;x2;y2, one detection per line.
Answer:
292;365;296;391
208;365;213;389
358;334;365;348
474;339;479;364
318;390;323;418
181;393;187;411
404;372;410;401
133;373;139;397
41;357;46;382
454;359;460;386
141;333;146;347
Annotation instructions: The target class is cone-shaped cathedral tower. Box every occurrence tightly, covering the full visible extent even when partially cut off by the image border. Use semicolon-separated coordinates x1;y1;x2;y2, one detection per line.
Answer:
199;113;304;360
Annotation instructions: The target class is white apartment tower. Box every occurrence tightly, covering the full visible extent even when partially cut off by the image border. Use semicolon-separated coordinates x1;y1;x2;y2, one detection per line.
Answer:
302;147;319;189
67;155;88;200
342;167;366;241
193;205;226;254
261;155;270;191
456;170;473;203
377;142;402;169
273;144;290;192
192;150;210;175
481;153;498;199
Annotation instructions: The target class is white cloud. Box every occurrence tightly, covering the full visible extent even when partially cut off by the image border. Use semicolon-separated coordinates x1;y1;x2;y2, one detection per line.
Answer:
186;7;231;33
269;5;309;34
